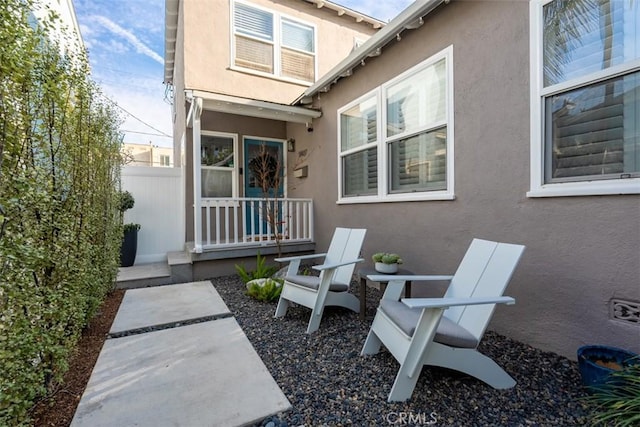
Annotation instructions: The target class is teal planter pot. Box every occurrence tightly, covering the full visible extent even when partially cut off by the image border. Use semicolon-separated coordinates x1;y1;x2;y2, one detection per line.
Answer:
577;345;638;390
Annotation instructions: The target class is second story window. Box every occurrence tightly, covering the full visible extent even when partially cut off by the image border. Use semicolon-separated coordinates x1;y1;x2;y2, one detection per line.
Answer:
232;1;316;84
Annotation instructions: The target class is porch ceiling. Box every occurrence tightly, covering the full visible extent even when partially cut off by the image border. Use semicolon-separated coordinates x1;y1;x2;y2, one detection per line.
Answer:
189;90;322;124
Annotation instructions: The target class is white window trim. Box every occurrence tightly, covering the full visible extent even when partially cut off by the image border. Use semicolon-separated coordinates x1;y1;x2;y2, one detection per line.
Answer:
528;0;640;198
201;131;239;199
230;0;317;85
337;46;455;204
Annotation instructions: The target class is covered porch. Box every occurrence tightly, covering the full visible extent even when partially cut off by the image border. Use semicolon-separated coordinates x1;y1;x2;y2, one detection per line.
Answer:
185;90;322;255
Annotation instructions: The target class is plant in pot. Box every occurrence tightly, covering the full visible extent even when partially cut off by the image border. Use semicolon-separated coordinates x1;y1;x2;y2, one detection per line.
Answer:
577;345;639;390
372;252;403;274
119;190;140;267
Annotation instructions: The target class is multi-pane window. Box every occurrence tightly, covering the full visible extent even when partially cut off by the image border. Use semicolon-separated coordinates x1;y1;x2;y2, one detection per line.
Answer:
201;133;236;198
232;1;316;83
338;47;453;202
530;0;639;195
340;96;378;197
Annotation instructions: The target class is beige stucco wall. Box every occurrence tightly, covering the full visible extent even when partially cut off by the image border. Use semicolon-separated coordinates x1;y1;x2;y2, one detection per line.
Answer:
181;0;377;104
287;0;640;359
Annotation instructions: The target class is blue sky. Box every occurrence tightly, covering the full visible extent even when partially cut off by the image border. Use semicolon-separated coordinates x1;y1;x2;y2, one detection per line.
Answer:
73;0;412;148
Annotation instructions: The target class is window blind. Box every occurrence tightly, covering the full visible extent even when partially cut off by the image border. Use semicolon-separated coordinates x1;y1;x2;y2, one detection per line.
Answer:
282;19;314;52
390;129;447;192
281;48;314;81
235;35;273;73
234;3;273;41
343;148;377;196
547;72;638;180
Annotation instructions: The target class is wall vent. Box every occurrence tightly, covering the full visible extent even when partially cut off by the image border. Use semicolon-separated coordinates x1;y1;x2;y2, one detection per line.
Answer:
610;299;640;325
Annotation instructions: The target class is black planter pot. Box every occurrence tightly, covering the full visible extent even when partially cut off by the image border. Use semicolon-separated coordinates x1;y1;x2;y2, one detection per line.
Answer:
120;228;138;267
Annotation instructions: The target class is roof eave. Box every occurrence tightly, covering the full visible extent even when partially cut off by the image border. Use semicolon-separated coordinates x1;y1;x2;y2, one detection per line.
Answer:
302;0;385;28
295;0;448;104
164;0;179;84
188;90;322;124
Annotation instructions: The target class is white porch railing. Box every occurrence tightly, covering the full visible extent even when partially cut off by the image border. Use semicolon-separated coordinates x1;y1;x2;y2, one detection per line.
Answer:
198;197;313;250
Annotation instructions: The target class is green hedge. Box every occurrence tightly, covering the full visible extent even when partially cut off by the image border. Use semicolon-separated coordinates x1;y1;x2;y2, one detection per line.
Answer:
0;1;124;424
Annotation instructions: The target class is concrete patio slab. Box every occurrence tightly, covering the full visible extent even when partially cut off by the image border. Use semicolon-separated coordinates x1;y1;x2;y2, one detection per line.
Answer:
110;281;230;335
71;318;291;427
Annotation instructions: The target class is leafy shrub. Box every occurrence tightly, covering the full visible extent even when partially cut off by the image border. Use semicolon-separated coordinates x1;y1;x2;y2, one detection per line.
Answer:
119;191;140;232
0;3;123;424
246;278;284;303
119;191;135;211
585;360;640;426
235;252;279;284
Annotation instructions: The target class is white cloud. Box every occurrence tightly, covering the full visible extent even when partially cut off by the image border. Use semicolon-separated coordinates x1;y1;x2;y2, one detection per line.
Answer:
91;15;163;65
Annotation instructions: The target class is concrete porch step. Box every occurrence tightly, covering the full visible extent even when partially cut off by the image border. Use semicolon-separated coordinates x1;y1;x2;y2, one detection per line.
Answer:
116;263;172;289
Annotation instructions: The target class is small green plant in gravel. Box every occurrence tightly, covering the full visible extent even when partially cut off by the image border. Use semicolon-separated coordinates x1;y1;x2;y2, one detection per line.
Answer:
235;252;278;284
584;360;640;426
245;278;284;303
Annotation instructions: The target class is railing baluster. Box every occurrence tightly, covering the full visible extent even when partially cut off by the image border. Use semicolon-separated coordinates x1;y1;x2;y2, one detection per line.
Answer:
214;202;220;246
205;201;211;247
198;198;312;249
233;200;239;244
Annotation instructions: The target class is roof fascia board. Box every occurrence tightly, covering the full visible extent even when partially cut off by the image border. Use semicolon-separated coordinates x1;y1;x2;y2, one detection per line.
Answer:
190;90;322;124
296;0;446;103
164;0;179;84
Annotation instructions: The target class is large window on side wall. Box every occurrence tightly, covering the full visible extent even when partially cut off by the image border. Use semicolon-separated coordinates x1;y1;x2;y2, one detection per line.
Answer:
232;0;316;84
529;0;640;197
338;46;454;203
201;132;238;198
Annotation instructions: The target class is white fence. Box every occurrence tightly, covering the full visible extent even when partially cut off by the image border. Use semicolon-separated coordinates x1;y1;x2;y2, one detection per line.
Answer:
121;166;184;264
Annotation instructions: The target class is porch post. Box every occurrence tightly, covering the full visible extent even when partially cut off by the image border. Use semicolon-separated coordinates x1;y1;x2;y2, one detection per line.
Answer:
192;97;203;253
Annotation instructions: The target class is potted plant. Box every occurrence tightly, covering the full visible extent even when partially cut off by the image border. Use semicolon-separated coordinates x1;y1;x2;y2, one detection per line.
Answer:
577;345;639;390
119;191;140;267
372;252;403;274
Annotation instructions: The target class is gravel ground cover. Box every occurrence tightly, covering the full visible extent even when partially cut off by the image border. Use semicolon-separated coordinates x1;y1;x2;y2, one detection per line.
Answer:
212;275;592;426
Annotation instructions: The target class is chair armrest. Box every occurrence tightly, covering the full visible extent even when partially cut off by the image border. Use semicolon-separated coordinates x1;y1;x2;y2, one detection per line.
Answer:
401;296;515;310
275;253;327;263
367;274;453;282
313;258;364;271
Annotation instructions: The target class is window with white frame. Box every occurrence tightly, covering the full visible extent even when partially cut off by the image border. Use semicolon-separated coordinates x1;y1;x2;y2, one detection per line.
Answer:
338;47;453;203
201;133;237;198
530;0;639;197
232;1;316;83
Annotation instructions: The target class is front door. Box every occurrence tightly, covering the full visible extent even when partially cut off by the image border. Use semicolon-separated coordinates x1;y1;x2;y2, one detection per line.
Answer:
244;138;284;237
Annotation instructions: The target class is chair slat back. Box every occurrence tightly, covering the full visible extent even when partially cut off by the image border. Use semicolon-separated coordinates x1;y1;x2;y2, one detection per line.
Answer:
444;239;525;340
325;227;367;286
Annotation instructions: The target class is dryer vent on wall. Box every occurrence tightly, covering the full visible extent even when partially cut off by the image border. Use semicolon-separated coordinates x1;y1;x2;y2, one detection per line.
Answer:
609;299;640;325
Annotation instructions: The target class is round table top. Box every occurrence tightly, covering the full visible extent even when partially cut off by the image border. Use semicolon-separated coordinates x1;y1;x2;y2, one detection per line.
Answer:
357;266;414;278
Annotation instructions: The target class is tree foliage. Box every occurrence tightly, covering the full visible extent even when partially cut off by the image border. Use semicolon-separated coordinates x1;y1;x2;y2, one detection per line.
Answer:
0;1;124;424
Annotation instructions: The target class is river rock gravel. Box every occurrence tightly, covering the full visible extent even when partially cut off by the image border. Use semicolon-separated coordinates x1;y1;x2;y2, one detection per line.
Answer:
211;275;591;426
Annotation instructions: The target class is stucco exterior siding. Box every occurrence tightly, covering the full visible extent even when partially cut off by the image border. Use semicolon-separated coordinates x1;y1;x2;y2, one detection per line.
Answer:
181;0;377;104
287;0;640;359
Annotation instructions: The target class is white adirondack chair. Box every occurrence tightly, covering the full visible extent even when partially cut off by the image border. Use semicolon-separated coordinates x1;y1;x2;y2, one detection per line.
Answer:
361;238;525;402
274;227;366;333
